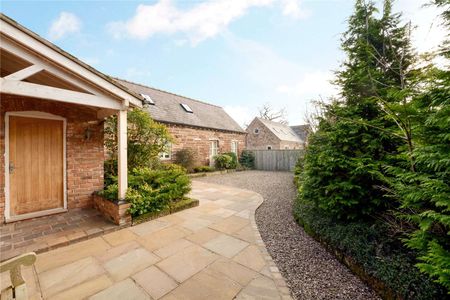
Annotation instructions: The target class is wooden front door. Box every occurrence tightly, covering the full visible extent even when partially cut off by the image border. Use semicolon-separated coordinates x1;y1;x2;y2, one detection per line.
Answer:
8;115;64;217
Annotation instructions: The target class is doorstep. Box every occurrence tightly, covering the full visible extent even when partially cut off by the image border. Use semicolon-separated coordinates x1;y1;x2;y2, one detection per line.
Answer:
0;208;128;262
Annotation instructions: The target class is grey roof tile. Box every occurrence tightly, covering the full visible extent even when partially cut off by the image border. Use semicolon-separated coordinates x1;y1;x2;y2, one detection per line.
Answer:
255;118;303;142
115;78;245;133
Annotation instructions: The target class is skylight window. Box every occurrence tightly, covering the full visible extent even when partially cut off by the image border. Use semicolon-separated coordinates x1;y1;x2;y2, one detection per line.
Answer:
180;103;193;113
140;93;154;105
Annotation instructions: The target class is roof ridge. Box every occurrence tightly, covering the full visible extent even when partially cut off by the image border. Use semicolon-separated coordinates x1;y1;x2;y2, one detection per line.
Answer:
113;77;223;108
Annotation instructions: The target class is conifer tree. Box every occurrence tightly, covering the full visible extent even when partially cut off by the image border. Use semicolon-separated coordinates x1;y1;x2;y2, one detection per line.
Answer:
386;0;450;290
299;0;414;219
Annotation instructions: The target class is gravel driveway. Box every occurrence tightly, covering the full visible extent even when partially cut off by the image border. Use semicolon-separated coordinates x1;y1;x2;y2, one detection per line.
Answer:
195;171;379;300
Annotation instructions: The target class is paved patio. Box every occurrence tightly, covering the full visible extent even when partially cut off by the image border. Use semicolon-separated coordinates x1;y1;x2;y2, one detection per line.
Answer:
1;181;292;299
1;208;121;262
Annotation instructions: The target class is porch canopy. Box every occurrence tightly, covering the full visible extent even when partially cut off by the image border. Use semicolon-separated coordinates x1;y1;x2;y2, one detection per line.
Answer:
0;13;143;200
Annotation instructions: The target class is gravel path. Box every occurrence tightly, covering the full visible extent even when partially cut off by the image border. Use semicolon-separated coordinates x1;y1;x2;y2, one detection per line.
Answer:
195;171;379;300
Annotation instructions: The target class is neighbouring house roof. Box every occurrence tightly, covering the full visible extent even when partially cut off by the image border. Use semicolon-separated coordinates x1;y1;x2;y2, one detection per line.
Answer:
0;13;143;108
115;78;246;133
255;118;303;143
290;124;310;142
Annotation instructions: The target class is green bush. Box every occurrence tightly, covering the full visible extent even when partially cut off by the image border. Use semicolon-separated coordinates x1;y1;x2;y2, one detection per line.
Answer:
222;152;238;169
239;150;255;169
193;166;215;173
214;154;233;170
174;148;197;173
293;195;447;299
104;109;172;176
99;164;191;217
293;155;304;186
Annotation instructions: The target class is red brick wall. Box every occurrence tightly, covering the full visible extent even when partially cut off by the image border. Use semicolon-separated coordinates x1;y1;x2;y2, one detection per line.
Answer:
163;123;246;166
1;95;104;222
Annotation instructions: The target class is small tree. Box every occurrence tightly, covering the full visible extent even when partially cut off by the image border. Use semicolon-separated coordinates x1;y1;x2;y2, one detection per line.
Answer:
104;109;172;178
258;103;288;124
174;148;197;172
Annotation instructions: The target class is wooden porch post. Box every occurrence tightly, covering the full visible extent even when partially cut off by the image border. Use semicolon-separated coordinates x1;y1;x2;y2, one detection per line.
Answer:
117;110;127;200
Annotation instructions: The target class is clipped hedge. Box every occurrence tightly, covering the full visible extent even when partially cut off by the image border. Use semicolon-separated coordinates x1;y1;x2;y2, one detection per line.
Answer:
193;166;215;173
293;194;447;299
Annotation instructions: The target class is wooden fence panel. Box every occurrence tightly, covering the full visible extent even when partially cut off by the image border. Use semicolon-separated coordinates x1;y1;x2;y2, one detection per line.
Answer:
249;150;303;171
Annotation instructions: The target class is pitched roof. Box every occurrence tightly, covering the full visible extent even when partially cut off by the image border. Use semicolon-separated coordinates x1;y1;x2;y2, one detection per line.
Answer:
290;124;310;141
0;13;143;107
115;78;245;133
255;118;303;142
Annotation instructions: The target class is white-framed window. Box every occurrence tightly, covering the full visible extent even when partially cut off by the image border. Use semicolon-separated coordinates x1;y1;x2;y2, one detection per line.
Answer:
267;145;272;150
209;140;219;167
159;143;172;160
231;141;238;155
254;128;259;134
180;103;193;113
210;140;219;157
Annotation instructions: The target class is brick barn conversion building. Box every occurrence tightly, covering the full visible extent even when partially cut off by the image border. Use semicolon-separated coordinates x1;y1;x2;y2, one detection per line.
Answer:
246;117;308;150
116;79;247;167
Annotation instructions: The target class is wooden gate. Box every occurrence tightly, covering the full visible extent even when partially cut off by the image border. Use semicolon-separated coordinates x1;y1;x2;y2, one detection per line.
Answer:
250;150;303;171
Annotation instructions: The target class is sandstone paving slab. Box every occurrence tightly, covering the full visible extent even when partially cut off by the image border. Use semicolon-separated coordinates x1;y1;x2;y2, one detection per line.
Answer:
153;238;194;259
207;207;236;218
233;245;267;272
35;237;110;273
89;278;150;300
102;229;139;246
50;275;113;300
129;219;170;236
202;234;249;258
138;226;190;251
158;214;185;225
179;218;212;231
233;225;257;243
156;244;218;283
185;227;221;245
95;240;141;263
39;256;105;298
235;276;281;300
161;269;241;300
103;247;160;282
208;215;249;235
204;258;259;286
132;266;178;299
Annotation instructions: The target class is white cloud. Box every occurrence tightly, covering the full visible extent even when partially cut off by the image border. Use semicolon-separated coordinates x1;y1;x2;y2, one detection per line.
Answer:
124;67;152;83
107;0;308;45
280;0;310;19
396;0;447;53
223;34;336;125
276;70;337;99
48;12;81;40
224;105;254;128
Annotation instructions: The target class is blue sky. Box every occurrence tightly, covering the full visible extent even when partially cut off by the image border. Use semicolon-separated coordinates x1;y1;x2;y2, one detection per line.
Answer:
1;0;446;126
